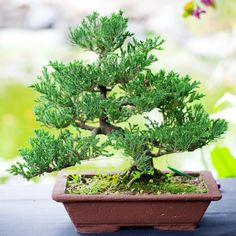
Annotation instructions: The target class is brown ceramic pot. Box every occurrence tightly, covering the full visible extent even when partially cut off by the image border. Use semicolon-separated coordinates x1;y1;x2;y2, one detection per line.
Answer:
52;171;221;233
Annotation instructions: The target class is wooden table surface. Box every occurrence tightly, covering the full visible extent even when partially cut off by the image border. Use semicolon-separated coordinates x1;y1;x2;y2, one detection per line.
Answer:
0;178;236;236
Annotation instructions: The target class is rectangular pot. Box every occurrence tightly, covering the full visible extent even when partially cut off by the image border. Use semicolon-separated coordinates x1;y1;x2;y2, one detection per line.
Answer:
52;171;221;233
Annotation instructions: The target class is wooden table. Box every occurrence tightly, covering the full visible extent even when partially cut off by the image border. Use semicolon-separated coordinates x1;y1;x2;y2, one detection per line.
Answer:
0;178;236;236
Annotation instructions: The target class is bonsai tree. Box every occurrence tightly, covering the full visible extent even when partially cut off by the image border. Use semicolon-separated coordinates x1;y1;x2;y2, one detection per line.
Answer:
9;11;227;183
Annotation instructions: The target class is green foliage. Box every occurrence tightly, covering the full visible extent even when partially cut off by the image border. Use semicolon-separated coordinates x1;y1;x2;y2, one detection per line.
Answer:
99;37;164;87
148;104;228;153
34;103;74;128
109;124;153;171
9;130;108;179
122;70;204;117
211;146;236;177
9;11;228;180
69;11;133;56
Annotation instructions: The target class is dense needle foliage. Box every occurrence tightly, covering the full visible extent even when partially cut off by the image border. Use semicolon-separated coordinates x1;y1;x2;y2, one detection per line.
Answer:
9;11;227;180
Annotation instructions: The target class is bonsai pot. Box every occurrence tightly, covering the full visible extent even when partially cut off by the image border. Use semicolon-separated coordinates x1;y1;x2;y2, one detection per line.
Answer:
52;170;221;233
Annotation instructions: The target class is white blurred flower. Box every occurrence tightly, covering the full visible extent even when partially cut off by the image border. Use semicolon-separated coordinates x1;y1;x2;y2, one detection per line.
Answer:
145;108;164;125
215;93;236;107
211;93;236;123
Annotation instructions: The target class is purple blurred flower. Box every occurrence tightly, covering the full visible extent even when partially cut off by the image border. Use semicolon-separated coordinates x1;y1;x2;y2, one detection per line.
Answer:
201;0;215;7
191;6;206;19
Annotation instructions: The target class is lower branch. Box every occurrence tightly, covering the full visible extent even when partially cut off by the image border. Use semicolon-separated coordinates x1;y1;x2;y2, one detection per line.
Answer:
147;149;178;158
75;120;96;131
99;117;123;135
75;119;122;135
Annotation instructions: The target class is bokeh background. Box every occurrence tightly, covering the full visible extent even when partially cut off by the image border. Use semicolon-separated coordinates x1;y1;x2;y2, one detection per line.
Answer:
1;0;236;184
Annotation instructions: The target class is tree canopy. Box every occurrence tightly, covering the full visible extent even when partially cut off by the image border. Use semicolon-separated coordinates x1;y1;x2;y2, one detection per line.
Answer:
9;11;228;180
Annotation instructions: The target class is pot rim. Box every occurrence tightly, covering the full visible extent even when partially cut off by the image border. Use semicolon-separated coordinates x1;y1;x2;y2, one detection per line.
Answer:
52;170;221;202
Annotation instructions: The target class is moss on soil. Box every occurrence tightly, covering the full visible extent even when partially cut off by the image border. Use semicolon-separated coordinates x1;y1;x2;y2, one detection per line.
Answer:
65;173;208;195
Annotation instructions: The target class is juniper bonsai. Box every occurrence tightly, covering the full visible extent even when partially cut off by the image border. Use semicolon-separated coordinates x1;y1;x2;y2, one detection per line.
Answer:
9;11;227;182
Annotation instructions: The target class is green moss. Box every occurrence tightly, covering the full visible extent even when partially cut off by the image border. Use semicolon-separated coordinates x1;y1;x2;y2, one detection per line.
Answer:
0;176;9;184
65;173;207;195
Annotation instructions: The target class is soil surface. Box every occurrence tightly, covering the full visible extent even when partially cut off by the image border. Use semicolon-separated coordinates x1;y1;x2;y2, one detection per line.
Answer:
65;173;208;195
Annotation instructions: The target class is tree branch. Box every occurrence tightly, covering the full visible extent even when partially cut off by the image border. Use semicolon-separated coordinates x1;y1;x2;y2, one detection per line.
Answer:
94;87;112;93
121;100;134;106
98;85;107;99
147;149;177;158
75;120;96;131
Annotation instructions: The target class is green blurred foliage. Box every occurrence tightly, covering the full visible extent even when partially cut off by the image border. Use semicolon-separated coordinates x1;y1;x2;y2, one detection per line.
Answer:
0;84;38;159
211;146;236;177
0;176;8;184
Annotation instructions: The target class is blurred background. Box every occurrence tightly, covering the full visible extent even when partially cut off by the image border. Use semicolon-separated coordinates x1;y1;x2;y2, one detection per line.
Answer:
0;0;236;185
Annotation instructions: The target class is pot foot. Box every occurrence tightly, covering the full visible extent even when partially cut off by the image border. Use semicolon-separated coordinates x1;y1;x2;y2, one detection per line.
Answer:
76;224;120;233
154;223;197;231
